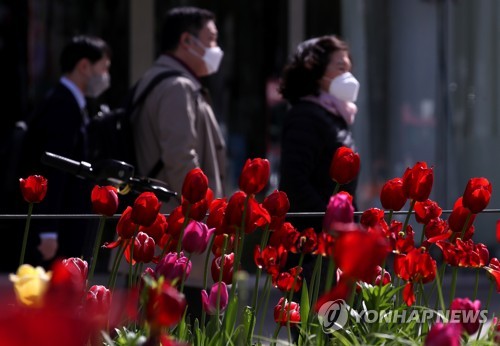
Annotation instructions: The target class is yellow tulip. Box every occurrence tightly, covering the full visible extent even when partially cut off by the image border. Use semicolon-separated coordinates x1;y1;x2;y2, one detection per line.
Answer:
9;264;52;307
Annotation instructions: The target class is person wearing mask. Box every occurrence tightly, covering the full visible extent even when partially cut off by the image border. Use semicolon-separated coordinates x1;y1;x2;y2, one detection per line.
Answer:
132;6;226;209
278;35;359;232
131;6;226;320
16;35;111;269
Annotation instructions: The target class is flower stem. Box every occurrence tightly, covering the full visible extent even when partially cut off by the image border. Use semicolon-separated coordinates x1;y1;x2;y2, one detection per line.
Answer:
472;268;480;301
386;209;394;225
88;215;106;285
476;280;494;340
108;242;126;289
176;204;192;255
216;236;229;318
251;226;271;311
332;182;340;196
19;203;33;267
324;257;335;292
459;212;472;240
179;253;193;294
402;199;416;235
128;225;139;288
448;267;458;307
257;274;272;335
433;263;447;313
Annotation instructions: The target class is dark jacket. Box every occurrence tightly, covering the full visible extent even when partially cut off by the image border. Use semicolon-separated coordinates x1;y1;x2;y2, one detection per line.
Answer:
279;100;357;232
11;82;95;269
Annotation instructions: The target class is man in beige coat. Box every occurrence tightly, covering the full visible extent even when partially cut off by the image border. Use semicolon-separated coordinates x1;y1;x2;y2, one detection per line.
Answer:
132;6;226;210
131;6;226;319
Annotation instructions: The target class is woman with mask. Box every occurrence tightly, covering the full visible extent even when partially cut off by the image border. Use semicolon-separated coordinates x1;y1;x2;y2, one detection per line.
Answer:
278;36;359;233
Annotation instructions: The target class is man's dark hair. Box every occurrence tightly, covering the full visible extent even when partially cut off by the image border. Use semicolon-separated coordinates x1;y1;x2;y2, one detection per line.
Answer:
60;35;110;73
160;6;215;52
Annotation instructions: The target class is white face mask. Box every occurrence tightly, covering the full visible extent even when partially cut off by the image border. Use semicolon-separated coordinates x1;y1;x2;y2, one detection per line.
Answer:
327;72;360;102
189;36;224;75
86;72;110;98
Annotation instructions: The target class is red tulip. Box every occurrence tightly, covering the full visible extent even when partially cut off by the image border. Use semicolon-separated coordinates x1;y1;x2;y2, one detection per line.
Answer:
181;168;208;204
374;265;391;286
211;234;235;257
61;257;88;286
19;175;47;203
402;162;434;201
140;213;168;245
329;147;360;185
91;185;119;216
294;227;318;254
273;298;300;326
274;266;303;293
462;177;492;214
129;232;155;263
394;248;437;306
223;191;270;234
239;158;270;195
414;199;442;224
182;197;209;221
253;245;288;274
449;297;481;335
424;218;451;243
131;192;161;227
116;206;138;239
262;190;290;230
333;230;390;283
484;257;500;292
166;206;185;238
86;285;111;320
360;208;389;235
269;222;299;250
207;198;228;235
448;197;475;234
201;282;228;315
211;253;235;284
146;280;186;328
380;178;407;211
424;322;462;346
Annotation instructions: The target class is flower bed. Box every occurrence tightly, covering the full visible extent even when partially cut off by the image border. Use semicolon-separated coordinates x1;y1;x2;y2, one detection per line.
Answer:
2;150;500;345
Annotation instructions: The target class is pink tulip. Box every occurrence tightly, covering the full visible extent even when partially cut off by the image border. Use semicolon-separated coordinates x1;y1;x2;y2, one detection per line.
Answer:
182;221;215;254
425;322;462;346
155;252;192;283
201;282;228;315
323;192;356;233
450;297;482;335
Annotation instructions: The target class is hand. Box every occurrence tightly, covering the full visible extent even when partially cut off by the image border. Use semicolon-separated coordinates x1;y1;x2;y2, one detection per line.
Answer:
38;238;58;261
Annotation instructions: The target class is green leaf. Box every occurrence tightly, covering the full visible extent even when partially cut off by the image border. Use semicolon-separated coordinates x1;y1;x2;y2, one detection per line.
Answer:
243;306;256;345
300;278;310;330
223;295;239;336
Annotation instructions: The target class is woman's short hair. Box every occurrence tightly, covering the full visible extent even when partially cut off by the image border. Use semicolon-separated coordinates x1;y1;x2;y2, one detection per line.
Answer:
279;35;350;103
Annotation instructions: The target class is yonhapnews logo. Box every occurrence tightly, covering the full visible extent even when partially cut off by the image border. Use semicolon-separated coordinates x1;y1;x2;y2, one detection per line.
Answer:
317;299;349;332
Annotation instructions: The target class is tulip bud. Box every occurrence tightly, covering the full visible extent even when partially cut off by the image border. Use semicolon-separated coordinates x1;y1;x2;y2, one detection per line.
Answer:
239;158;270;195
155;252;192;284
329;147;360;185
19;175;48;203
201;282;229;315
131;192;161;227
323;192;355;233
132;232;155;263
182;221;215;254
380;178;407;211
211;253;235;284
86;285;111;319
91;185;119;216
182;168;209;204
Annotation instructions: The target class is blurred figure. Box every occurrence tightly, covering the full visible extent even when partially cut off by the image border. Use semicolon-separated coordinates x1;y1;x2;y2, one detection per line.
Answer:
132;6;226;211
278;35;359;232
9;35;111;270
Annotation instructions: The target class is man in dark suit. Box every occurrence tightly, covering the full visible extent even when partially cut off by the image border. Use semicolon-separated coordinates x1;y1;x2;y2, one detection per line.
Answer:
14;36;111;269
